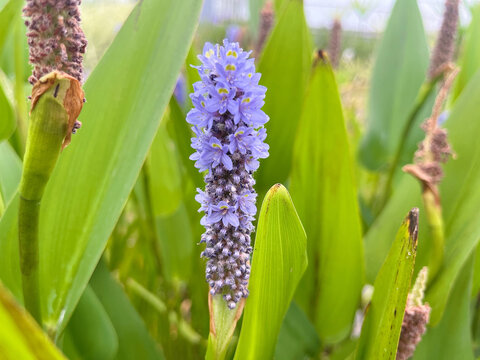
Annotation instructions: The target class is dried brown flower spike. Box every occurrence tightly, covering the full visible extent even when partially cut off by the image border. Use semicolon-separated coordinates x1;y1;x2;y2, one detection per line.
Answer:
328;18;342;69
403;67;458;201
428;0;460;80
397;267;431;360
23;0;87;85
255;1;274;55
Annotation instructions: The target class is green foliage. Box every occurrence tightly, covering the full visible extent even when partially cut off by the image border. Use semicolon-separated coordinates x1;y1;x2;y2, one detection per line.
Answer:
0;0;203;338
255;0;313;192
2;0;480;358
0;282;66;360
356;209;419;360
235;184;307;360
274;302;321;360
290;54;364;343
358;0;429;171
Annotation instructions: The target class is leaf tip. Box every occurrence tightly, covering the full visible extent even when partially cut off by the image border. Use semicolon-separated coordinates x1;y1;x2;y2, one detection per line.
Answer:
407;207;419;242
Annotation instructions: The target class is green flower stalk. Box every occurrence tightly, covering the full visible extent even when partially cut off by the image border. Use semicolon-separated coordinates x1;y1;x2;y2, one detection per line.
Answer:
19;72;84;324
19;0;86;324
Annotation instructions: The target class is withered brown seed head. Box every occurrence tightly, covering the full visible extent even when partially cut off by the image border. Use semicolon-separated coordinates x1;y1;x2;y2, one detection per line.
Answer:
23;0;87;85
397;300;431;360
428;0;459;80
255;1;274;55
328;18;342;69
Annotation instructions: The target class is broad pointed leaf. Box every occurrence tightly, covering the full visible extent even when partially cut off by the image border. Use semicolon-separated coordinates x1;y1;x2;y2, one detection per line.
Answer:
234;184;307;360
290;54;364;343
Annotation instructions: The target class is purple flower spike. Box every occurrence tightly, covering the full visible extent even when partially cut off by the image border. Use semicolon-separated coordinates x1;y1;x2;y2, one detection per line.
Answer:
189;40;269;309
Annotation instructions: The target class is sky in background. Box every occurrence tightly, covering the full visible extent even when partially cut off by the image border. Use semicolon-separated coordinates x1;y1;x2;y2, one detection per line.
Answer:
304;0;478;32
199;0;479;33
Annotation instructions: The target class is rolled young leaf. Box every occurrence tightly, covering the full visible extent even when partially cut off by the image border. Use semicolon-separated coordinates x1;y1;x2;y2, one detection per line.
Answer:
234;184;307;360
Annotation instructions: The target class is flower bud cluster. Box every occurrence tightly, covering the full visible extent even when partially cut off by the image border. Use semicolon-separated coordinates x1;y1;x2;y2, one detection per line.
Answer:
23;0;87;84
188;40;269;309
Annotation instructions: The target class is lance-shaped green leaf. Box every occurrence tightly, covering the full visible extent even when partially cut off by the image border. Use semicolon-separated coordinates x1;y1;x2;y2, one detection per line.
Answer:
0;71;15;141
88;261;165;360
0;141;21;209
254;0;312;191
0;281;66;360
290;52;364;343
358;0;429;171
234;184;307;360
64;285;118;360
0;0;22;52
364;176;423;283
413;256;475;360
356;209;419;360
27;0;200;336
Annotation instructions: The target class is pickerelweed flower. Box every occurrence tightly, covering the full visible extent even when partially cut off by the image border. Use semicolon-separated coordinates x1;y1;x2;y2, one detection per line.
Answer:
23;0;87;85
188;40;269;309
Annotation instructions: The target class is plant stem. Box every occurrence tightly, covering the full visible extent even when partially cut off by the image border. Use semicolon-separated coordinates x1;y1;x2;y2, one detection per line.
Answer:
18;196;42;323
18;72;83;325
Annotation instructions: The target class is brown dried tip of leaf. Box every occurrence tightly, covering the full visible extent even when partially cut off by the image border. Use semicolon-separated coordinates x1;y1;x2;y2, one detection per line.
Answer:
396;297;431;360
31;71;85;149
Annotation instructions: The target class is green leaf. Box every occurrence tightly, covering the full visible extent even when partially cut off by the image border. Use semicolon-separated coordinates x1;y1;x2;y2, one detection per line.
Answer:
290;54;364;343
89;260;165;360
153;204;193;282
28;0;202;336
452;5;480;101
64;286;118;360
274;302;321;360
147;112;184;217
234;184;307;360
364;176;423;283
0;281;66;360
0;141;21;206
358;0;429;171
0;71;15;141
356;209;419;360
413;255;475;360
0;0;22;53
254;0;313;191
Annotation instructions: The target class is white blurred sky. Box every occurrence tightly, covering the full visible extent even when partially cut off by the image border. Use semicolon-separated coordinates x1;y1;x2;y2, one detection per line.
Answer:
304;0;478;32
199;0;479;33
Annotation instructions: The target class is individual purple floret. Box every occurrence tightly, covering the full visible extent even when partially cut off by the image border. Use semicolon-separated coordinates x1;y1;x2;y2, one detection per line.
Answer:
188;40;269;309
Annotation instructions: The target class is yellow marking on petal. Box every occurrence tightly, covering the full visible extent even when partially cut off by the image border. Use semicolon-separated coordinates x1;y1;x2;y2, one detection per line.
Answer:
220;205;229;210
242;98;251;104
248;73;252;78
235;130;245;136
218;88;229;94
227;50;238;58
225;64;236;71
205;49;214;58
201;101;206;107
212;143;222;149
